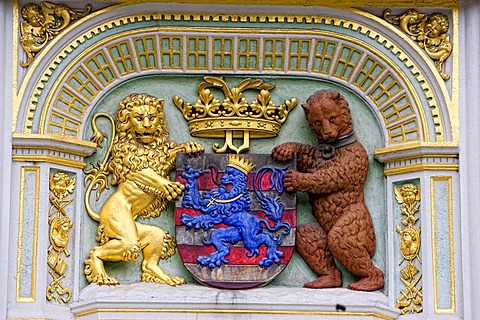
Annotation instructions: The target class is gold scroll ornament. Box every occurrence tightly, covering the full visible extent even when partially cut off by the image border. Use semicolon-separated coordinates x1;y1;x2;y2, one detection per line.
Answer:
394;183;423;314
174;77;297;154
383;9;452;80
20;2;92;67
47;172;75;303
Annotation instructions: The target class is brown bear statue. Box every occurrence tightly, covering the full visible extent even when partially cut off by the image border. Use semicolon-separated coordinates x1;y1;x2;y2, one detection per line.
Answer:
272;89;384;291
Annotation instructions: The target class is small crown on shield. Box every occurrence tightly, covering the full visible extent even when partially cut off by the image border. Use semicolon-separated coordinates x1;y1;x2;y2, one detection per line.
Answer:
227;154;255;175
173;76;297;154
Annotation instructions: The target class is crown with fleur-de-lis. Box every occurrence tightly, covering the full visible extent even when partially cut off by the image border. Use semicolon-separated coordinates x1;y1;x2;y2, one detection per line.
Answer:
227;154;255;175
173;77;297;154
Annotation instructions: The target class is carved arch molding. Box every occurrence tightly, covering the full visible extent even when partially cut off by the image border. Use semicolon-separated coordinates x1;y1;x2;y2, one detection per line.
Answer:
10;2;460;319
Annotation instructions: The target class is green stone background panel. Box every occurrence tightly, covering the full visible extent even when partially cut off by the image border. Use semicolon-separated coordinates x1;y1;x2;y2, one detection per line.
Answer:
82;75;386;290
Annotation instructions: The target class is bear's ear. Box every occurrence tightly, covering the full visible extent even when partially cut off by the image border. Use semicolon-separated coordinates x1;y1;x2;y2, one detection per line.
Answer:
332;91;341;101
301;103;310;113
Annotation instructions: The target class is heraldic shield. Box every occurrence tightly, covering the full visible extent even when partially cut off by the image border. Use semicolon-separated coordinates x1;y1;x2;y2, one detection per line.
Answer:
175;153;296;289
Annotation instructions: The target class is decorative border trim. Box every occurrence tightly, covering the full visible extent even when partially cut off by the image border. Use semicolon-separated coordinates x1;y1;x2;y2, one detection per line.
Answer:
16;166;40;303
12;5;454;147
12;155;86;169
74;308;395;319
18;3;92;67
383;9;453;80
394;183;422;314
375;143;459;175
383;160;458;176
32;24;431;145
431;176;456;313
11;133;97;169
64;0;459;7
46;172;75;304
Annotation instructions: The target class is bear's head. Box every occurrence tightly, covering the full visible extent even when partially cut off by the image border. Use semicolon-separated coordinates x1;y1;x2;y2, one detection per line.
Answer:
301;89;354;144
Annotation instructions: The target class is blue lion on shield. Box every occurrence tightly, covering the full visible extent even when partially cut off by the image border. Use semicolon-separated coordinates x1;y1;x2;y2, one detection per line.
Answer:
180;154;291;269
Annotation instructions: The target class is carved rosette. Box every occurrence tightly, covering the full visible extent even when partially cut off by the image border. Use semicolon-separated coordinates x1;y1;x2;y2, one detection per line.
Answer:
47;172;75;303
383;9;452;80
20;2;92;67
394;183;423;314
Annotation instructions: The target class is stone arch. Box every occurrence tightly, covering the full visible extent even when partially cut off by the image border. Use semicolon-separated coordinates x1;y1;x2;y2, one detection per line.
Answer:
13;4;454;150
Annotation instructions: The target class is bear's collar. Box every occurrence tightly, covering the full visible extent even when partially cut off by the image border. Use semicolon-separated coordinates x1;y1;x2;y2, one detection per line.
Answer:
321;131;357;160
332;131;357;149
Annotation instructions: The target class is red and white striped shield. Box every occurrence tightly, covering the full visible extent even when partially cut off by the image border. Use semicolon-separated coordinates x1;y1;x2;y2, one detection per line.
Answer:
175;153;296;289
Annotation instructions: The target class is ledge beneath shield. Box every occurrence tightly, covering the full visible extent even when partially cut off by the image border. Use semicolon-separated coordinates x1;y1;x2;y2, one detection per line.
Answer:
72;283;399;319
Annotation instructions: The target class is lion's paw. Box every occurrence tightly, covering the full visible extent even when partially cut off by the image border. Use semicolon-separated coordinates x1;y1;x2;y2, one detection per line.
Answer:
258;256;280;267
183;141;205;154
197;253;229;269
141;271;185;286
181;166;202;183
85;259;119;286
181;213;198;229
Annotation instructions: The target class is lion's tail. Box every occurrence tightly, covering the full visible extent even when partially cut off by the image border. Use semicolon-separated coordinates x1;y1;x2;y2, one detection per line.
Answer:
84;176;100;222
84;113;116;223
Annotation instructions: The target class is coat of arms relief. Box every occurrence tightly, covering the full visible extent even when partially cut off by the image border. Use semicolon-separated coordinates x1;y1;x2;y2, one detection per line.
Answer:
84;76;383;291
8;1;460;318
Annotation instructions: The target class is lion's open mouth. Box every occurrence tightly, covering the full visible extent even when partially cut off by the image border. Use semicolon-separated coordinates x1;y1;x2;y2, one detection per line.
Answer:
136;132;155;143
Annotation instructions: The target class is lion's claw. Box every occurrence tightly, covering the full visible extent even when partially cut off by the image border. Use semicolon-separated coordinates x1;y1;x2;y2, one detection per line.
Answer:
142;271;186;286
85;259;119;286
182;166;202;184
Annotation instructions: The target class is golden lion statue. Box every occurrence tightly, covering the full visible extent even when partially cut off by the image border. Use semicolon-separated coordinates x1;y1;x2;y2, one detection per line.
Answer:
84;93;204;286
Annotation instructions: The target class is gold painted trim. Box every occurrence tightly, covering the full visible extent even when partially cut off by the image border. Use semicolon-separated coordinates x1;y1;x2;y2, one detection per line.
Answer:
77;0;459;8
12;0;19;118
12;155;86;169
431;176;456;313
47;172;75;303
18;3;92;67
13;146;86;158
36;24;429;144
395;183;422;314
12;3;457;140
383;164;458;176
450;7;459;144
383;155;458;164
13;7;438;141
74;308;395;319
375;142;458;155
354;9;458;143
7;318;49;320
383;10;452;81
16;166;40;303
13;133;97;157
13;133;97;147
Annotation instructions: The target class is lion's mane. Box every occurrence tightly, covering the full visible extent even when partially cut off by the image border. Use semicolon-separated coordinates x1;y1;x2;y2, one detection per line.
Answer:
108;93;176;186
107;93;177;218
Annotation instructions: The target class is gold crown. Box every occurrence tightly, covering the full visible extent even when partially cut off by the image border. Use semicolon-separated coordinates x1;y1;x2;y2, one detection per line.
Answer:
173;77;297;154
227;154;255;175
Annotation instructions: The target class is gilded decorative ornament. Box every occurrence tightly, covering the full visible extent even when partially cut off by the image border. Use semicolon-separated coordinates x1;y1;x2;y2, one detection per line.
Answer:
174;77;297;154
47;172;75;304
394;183;423;314
84;93;204;286
20;2;92;67
383;9;452;80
